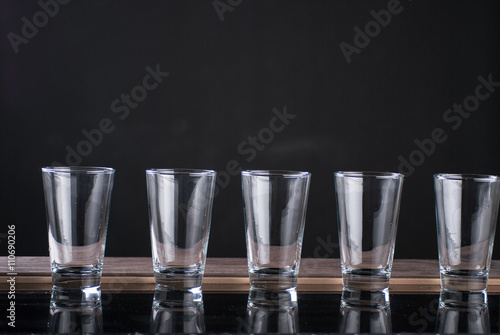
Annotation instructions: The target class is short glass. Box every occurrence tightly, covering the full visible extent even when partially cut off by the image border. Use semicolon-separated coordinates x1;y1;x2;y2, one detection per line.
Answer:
241;170;311;300
42;166;115;304
334;171;404;305
339;297;392;334
151;290;205;334
434;173;500;304
243;288;299;333
146;168;216;301
437;290;489;333
48;300;103;333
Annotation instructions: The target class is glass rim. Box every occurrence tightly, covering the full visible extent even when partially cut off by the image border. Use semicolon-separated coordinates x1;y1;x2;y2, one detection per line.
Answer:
42;166;115;174
146;168;216;176
434;173;500;182
241;170;310;178
334;171;403;179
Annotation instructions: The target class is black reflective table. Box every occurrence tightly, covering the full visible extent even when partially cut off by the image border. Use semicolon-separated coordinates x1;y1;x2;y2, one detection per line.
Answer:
2;291;499;333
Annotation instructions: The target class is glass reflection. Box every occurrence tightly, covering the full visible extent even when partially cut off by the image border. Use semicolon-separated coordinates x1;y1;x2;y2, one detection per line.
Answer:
339;294;391;334
150;289;205;334
241;288;299;333
48;300;102;334
436;290;489;334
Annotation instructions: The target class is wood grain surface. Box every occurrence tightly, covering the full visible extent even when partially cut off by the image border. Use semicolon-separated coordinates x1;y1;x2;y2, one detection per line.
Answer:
2;257;500;293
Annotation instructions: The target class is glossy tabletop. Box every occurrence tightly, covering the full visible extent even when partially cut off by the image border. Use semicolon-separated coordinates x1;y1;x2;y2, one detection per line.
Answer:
1;291;499;333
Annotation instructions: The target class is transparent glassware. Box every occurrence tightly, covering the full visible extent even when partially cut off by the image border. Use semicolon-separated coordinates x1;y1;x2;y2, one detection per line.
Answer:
150;289;205;334
42;166;115;304
436;290;489;333
434;173;500;303
146;168;216;302
48;300;103;334
242;287;299;334
334;171;404;305
241;170;311;300
339;295;392;334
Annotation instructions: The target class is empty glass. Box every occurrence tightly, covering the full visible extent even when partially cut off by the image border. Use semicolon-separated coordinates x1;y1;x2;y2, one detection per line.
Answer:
335;171;404;305
242;288;299;334
150;290;205;334
339;297;392;334
42;166;115;304
434;173;500;304
436;290;489;333
48;300;103;334
146;169;216;301
242;170;311;300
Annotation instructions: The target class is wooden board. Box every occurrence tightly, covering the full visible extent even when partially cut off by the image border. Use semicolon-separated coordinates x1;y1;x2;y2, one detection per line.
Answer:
2;257;500;293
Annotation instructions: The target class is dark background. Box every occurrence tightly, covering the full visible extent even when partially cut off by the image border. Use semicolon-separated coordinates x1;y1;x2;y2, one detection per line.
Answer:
1;0;500;260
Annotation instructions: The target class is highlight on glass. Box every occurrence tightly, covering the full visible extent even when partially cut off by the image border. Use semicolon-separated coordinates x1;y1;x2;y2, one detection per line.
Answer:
146;168;216;302
42;166;115;304
241;170;311;302
434;173;500;305
335;171;404;305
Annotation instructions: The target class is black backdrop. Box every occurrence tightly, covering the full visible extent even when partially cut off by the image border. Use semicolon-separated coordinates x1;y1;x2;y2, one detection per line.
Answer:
1;0;500;260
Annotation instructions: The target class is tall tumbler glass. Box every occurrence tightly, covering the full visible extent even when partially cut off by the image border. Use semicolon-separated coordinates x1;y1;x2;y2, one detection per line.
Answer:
434;174;500;303
242;170;311;300
334;171;403;305
146;169;216;301
42;166;115;304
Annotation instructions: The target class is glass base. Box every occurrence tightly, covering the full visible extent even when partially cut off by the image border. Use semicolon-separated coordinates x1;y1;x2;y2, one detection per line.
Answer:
50;286;101;307
154;268;203;291
440;270;488;292
439;289;487;307
342;269;390;291
249;268;297;291
341;288;390;307
51;265;102;290
153;287;203;307
248;287;297;307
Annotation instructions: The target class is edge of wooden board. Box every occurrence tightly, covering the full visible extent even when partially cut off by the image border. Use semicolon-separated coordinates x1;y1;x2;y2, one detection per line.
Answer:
3;276;500;293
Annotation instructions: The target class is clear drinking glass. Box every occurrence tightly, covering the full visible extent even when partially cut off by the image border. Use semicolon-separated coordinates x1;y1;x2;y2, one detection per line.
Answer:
48;300;103;334
150;290;205;334
42;166;115;304
146;169;216;301
437;290;489;333
334;171;404;305
339;298;392;334
243;288;299;334
434;173;500;303
241;170;311;299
